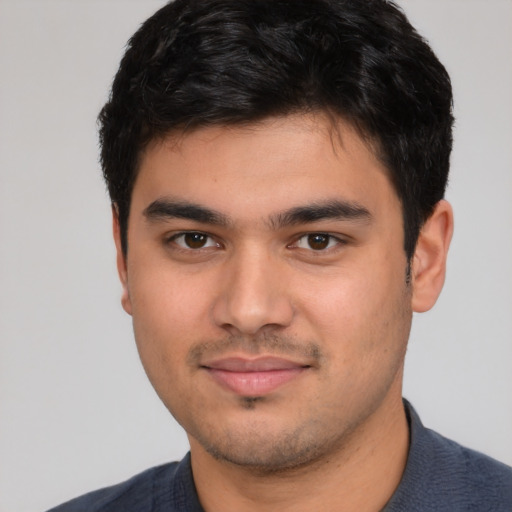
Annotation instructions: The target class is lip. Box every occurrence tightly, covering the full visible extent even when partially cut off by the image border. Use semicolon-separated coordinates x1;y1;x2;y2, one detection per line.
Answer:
202;357;310;396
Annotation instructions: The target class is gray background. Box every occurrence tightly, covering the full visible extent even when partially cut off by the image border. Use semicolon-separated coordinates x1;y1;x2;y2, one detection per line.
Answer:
1;1;511;511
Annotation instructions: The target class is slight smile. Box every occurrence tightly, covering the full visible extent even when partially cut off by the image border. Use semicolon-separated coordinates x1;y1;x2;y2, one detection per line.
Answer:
202;357;311;396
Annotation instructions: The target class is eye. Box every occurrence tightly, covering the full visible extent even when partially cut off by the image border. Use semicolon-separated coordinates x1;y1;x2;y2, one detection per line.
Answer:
170;232;219;250
294;233;341;251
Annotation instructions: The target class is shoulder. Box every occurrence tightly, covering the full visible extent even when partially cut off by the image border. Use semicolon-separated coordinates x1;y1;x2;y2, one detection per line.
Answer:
385;402;512;512
46;461;184;512
424;427;512;506
428;426;512;485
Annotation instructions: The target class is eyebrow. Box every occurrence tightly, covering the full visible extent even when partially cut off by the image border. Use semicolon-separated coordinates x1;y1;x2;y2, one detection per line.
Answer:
269;200;372;229
143;197;372;229
143;198;231;226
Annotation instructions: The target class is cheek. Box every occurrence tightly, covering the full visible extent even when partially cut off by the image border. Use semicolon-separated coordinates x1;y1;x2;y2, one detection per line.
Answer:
127;266;211;387
298;257;411;360
129;259;210;331
309;277;411;418
297;268;380;328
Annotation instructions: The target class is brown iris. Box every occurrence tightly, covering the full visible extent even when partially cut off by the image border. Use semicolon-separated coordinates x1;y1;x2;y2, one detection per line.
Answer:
307;234;330;250
184;232;208;249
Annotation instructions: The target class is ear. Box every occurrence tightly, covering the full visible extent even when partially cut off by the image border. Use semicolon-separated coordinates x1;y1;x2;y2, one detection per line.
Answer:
411;200;454;313
112;205;132;315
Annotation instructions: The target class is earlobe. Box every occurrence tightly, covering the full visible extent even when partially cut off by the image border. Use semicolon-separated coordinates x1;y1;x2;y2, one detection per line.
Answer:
112;205;133;315
411;200;454;313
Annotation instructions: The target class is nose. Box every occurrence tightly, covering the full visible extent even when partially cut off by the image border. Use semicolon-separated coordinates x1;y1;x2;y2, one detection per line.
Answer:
212;246;294;336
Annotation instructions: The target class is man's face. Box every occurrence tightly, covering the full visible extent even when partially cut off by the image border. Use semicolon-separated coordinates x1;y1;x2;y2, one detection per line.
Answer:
118;115;413;471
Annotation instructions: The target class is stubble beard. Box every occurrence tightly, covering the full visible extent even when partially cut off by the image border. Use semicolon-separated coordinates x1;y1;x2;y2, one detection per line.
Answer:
188;402;353;475
180;286;412;476
183;333;346;475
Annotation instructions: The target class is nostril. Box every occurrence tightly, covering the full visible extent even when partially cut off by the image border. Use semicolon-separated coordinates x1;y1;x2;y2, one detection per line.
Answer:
211;263;295;335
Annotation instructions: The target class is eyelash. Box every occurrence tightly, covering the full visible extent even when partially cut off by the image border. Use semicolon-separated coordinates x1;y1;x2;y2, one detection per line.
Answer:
290;233;346;252
166;231;221;251
165;231;347;253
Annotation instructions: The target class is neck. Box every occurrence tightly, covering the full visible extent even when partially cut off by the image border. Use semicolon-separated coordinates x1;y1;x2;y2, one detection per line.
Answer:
189;391;409;512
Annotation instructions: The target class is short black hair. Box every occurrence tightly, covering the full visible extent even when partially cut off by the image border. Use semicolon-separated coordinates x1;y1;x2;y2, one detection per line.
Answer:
99;0;453;259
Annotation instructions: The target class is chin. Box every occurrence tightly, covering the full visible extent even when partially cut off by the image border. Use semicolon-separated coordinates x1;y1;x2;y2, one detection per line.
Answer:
190;417;342;474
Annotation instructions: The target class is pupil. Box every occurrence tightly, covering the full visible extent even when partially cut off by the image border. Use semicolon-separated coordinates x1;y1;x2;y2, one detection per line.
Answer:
185;233;206;249
308;234;329;250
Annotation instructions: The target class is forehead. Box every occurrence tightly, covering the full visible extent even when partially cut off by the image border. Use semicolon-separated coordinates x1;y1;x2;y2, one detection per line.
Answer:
132;114;398;223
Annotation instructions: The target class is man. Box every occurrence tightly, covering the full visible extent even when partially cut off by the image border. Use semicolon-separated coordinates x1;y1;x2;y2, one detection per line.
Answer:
48;0;512;510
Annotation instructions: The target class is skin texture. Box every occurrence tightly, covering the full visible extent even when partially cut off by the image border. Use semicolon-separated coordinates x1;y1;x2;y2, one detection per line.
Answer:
114;114;453;511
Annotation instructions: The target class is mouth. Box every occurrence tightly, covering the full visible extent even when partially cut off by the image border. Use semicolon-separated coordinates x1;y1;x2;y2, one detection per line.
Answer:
201;356;311;396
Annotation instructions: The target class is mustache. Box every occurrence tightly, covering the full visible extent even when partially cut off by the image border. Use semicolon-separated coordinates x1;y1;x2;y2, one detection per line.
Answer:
187;333;323;367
